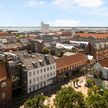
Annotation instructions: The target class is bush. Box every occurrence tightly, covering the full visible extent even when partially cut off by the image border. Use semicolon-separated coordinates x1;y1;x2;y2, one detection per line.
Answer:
24;94;47;108
56;49;64;57
86;79;94;87
42;47;50;54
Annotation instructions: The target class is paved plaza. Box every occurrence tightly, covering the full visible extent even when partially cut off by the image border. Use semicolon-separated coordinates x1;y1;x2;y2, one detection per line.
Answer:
44;76;88;108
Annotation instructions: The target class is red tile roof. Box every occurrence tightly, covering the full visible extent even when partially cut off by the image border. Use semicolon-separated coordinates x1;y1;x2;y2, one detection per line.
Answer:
76;33;108;39
0;32;10;36
55;53;87;70
99;58;108;67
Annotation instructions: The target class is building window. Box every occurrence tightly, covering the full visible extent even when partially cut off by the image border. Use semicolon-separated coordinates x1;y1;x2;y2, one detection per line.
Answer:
1;82;7;88
29;72;31;76
1;92;6;99
50;66;52;70
33;78;35;82
41;76;43;80
29;79;32;84
50;73;52;76
37;70;39;74
47;67;49;71
33;71;35;75
47;74;49;77
37;77;39;81
41;69;42;73
44;74;46;78
53;72;55;75
44;68;46;72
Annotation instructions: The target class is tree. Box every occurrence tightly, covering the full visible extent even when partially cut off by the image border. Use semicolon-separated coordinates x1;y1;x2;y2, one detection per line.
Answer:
42;47;50;54
103;90;108;102
24;94;48;108
88;85;99;96
56;49;64;57
86;79;94;88
85;93;108;108
54;87;85;108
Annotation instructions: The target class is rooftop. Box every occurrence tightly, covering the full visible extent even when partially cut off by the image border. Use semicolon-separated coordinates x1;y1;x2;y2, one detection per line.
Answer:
76;33;108;39
56;53;87;70
4;42;23;50
22;54;55;70
99;58;108;68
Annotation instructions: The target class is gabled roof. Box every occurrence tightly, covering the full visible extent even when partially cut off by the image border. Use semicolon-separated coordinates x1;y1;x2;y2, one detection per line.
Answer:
56;53;87;70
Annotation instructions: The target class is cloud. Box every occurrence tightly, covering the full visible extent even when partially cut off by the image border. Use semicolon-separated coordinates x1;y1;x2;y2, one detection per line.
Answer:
27;0;45;7
48;19;80;26
76;0;103;8
52;0;104;9
81;7;108;16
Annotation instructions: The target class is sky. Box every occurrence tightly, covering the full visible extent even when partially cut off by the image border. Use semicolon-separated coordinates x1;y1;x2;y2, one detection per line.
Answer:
0;0;108;26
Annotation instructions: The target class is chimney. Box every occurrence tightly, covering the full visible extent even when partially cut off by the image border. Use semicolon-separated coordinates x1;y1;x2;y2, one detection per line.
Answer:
44;55;50;65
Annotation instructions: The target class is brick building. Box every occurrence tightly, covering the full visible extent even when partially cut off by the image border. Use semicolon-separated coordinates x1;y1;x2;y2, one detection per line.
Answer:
0;59;12;107
86;42;108;60
55;53;88;82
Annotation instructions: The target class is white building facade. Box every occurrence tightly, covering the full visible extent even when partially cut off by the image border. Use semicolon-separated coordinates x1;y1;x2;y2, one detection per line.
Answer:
20;53;56;94
27;63;56;93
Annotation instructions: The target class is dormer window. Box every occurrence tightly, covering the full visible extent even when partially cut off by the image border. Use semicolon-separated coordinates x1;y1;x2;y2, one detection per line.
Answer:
32;61;37;68
39;60;44;66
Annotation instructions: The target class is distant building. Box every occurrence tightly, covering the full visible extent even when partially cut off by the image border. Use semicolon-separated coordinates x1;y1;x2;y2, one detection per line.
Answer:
29;39;44;53
86;42;108;60
41;22;49;34
4;42;23;51
75;33;108;40
55;43;76;52
70;40;88;47
19;38;44;53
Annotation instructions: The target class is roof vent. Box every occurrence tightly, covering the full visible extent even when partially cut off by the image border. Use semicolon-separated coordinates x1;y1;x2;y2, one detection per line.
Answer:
32;61;37;68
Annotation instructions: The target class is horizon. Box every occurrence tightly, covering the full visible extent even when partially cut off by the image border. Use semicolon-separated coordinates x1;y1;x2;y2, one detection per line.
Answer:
1;26;108;28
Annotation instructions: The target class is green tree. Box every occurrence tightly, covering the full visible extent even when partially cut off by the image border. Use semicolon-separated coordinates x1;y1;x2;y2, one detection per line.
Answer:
86;79;94;88
56;49;64;57
54;87;85;108
103;90;108;102
42;47;50;54
85;93;108;108
24;94;48;108
88;85;99;96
